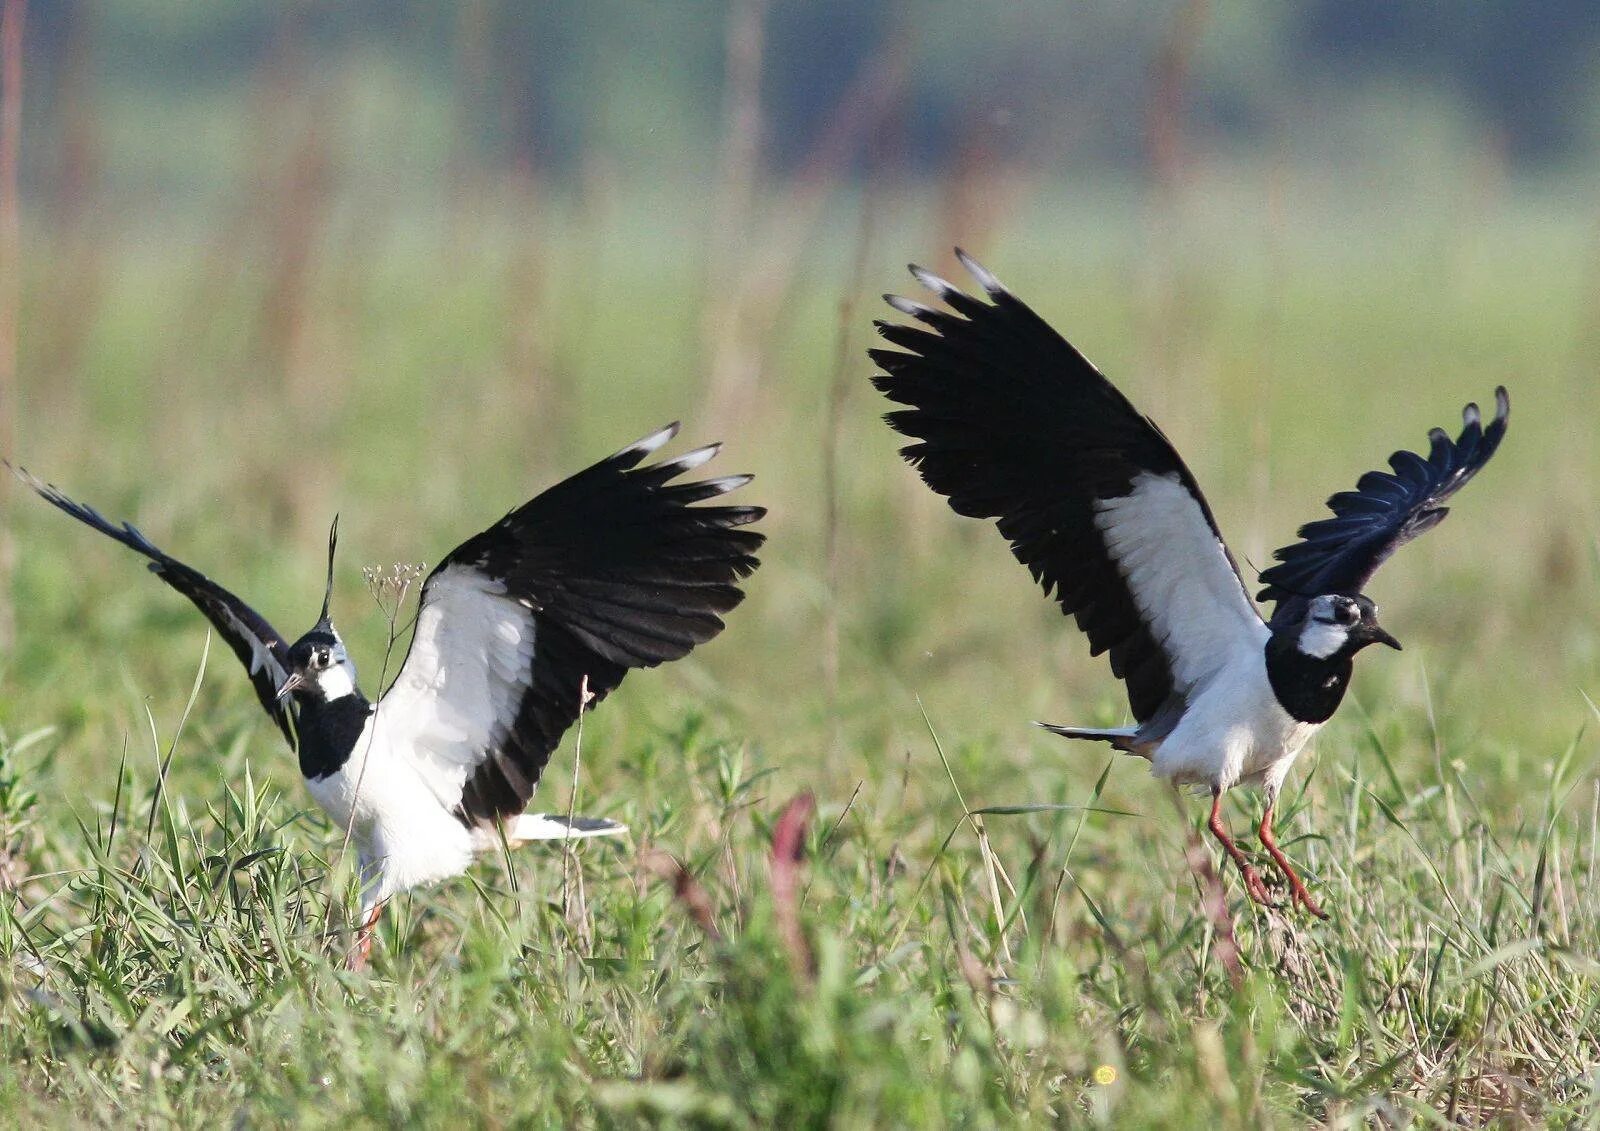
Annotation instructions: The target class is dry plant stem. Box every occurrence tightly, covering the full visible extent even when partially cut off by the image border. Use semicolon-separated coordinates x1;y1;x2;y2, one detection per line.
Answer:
0;0;23;652
1139;0;1210;434
768;792;816;981
916;697;1020;965
1257;804;1329;919
704;19;907;425
640;850;721;943
701;0;768;420
1147;0;1209;187
820;174;883;727
1182;819;1244;990
34;1;100;407
561;674;594;950
320;563;423;965
1208;789;1274;908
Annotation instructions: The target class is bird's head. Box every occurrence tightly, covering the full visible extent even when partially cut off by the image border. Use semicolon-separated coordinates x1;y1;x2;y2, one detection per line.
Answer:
280;622;358;703
277;515;360;704
1294;593;1402;660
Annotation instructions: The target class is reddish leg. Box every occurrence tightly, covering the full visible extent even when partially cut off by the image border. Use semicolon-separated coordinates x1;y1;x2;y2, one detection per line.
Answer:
1207;791;1275;907
1258;805;1329;920
348;900;386;971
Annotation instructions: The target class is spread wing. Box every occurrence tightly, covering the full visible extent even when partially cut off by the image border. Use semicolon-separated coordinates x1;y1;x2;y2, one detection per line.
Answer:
1256;388;1509;626
10;466;298;743
372;424;765;826
870;251;1267;726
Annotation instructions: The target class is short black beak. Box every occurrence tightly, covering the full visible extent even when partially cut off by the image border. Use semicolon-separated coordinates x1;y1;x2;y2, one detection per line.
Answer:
276;672;305;700
1366;623;1402;651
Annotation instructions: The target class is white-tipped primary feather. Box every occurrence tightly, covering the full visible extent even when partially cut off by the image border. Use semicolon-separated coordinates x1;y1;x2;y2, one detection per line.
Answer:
613;421;680;461
658;443;721;475
909;264;958;298
954;248;1003;294
884;293;938;320
694;473;754;496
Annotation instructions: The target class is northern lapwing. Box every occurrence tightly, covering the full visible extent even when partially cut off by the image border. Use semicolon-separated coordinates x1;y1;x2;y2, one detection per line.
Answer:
13;424;764;963
871;251;1508;917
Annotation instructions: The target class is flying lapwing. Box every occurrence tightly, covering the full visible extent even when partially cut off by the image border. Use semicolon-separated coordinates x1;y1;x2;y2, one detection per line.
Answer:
871;250;1507;917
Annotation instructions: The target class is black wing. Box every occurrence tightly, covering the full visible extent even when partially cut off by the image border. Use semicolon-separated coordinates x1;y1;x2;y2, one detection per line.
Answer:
10;466;298;743
870;251;1265;725
1255;388;1509;625
375;424;765;826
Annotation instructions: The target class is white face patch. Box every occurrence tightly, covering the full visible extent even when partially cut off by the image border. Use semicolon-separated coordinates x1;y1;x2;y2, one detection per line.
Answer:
313;656;359;700
1297;619;1351;660
1298;595;1355;660
301;637;360;701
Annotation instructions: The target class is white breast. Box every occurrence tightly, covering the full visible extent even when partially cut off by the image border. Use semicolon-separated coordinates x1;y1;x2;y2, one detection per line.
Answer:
1148;646;1320;795
305;719;477;902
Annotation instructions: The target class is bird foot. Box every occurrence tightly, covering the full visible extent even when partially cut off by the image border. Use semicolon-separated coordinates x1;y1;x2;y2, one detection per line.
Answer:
345;931;372;972
345;901;384;971
1239;864;1278;908
1283;877;1329;920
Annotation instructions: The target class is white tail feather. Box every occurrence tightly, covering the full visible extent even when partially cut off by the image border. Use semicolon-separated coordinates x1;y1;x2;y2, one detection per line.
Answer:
1034;721;1151;758
505;813;628;843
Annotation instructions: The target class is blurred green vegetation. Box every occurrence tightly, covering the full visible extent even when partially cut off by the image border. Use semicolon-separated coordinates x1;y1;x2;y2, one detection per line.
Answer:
1;3;1598;1124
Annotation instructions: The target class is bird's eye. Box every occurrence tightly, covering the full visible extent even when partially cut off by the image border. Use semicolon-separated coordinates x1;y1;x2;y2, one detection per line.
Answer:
313;649;331;669
1335;602;1359;626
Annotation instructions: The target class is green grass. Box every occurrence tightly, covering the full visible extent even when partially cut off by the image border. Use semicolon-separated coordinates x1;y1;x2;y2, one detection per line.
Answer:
2;177;1599;1126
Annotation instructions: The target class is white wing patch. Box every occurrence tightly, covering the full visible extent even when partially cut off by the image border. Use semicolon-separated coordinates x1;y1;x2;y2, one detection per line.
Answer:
372;564;539;807
217;603;288;685
1093;471;1268;694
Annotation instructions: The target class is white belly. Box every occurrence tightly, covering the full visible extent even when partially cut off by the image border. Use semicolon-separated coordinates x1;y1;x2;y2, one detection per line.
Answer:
1149;650;1320;795
304;721;477;903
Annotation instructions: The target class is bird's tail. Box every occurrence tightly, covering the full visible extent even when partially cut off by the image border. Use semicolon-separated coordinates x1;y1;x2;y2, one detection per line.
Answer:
504;813;629;844
1033;721;1151;757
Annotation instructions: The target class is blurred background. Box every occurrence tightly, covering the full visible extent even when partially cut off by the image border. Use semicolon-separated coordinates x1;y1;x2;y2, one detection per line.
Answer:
2;1;1598;813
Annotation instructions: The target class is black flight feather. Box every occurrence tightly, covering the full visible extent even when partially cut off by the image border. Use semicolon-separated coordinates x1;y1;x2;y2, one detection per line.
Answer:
869;250;1254;724
402;425;765;826
1256;388;1509;625
8;464;299;743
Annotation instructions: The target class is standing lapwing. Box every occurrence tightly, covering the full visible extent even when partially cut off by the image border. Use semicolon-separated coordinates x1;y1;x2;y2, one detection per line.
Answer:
13;424;763;964
871;251;1507;917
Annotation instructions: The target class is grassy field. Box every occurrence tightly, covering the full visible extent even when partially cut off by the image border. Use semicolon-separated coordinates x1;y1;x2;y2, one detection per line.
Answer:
2;174;1599;1126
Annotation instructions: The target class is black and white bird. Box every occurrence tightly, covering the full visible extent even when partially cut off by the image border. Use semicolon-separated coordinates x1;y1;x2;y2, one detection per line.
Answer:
14;424;763;963
871;251;1508;917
